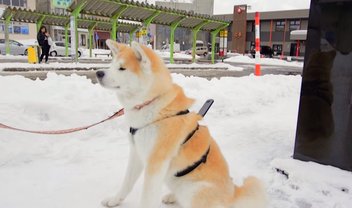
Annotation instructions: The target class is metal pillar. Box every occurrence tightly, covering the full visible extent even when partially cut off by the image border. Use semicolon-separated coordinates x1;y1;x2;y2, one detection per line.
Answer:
210;24;229;64
138;11;161;44
129;27;139;45
170;18;185;64
88;23;97;58
110;6;128;41
36;16;46;33
64;24;69;57
4;13;13;55
192;21;209;63
71;1;87;62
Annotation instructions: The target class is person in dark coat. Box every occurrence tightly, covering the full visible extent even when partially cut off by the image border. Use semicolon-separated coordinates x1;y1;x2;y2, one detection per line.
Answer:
37;26;51;64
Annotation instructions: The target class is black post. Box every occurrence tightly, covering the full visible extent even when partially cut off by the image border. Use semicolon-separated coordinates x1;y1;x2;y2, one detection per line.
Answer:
293;0;352;171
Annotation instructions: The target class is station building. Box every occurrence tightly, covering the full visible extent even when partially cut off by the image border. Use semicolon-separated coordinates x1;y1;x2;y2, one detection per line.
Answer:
215;6;309;56
0;0;36;40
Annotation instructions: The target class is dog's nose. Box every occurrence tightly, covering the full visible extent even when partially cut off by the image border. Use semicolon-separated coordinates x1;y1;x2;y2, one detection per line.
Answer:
96;71;105;79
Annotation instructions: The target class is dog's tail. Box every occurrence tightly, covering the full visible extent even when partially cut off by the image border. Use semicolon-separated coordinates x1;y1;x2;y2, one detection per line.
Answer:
231;176;267;208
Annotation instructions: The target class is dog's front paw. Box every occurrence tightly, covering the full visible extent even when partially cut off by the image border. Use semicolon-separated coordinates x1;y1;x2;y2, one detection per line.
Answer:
101;196;123;207
162;193;177;204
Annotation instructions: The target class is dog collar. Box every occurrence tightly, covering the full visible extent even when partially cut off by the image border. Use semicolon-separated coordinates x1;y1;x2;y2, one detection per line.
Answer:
133;97;158;110
129;109;190;136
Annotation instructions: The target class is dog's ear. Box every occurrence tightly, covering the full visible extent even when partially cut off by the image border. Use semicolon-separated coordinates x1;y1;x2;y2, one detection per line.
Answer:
131;41;149;65
106;39;119;56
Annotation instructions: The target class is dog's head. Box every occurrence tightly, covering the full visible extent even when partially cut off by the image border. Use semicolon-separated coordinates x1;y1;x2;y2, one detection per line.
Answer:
96;40;172;106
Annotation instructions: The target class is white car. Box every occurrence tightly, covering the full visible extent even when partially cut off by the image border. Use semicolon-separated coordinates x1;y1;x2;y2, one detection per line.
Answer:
0;39;29;55
49;41;82;57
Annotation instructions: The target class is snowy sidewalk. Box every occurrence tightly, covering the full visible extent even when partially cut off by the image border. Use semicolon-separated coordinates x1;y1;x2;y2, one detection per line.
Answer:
0;73;351;208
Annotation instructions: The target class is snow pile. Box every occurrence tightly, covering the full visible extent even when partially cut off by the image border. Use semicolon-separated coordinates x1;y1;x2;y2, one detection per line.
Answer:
81;49;112;58
156;50;200;60
167;62;243;71
0;62;237;71
225;54;304;68
0;62;110;70
271;159;352;208
0;73;351;208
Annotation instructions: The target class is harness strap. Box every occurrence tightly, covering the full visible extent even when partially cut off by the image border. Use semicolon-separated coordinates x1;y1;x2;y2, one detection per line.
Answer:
182;124;199;144
174;147;210;177
129;109;190;136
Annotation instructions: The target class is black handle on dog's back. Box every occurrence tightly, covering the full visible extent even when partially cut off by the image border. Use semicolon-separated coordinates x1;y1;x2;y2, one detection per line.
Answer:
198;99;214;117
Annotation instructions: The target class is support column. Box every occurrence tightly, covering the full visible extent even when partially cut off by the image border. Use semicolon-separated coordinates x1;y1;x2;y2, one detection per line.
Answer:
169;17;185;64
4;13;13;55
210;24;229;64
64;24;69;57
129;27;139;45
110;6;128;41
71;1;87;62
139;11;161;44
191;21;209;63
88;23;97;58
111;20;117;41
36;16;46;33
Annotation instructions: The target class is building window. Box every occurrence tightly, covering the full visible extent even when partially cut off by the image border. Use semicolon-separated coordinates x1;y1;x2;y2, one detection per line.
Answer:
273;44;283;55
0;0;27;7
289;20;301;31
80;34;86;46
275;20;286;31
0;21;29;35
246;21;254;32
13;25;21;34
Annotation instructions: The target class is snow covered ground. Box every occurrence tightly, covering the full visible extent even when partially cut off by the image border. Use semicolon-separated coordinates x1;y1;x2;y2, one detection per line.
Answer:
0;61;240;71
225;54;304;68
156;51;199;60
0;73;351;208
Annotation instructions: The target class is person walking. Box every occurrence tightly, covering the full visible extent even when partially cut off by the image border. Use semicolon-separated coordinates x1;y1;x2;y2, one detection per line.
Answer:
37;26;51;64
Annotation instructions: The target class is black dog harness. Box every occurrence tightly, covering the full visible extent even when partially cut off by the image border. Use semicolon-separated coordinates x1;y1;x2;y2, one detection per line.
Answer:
129;109;210;177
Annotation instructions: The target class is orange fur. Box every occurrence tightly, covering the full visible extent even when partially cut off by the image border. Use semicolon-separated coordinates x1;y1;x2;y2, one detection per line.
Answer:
100;41;266;208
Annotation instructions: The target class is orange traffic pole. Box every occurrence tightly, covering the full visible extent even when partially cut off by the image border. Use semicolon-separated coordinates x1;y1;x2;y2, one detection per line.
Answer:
255;12;261;76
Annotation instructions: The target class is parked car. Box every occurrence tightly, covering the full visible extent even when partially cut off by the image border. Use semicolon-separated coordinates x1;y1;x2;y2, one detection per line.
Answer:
49;41;82;57
250;45;274;58
0;39;29;55
185;46;208;56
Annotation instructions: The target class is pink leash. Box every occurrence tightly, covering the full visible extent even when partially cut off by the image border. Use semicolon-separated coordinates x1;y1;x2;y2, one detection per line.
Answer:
0;108;124;135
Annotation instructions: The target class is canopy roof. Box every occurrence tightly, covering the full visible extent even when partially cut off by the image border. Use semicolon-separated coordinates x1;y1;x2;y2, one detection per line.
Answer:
1;7;140;32
68;0;229;31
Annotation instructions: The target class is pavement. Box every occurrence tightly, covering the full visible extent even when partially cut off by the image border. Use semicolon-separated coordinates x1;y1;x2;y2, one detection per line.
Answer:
0;56;303;81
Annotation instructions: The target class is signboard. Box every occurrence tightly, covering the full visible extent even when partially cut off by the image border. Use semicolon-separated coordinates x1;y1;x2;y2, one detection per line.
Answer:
219;30;228;56
220;30;228;37
232;5;247;53
141;27;147;36
52;0;73;9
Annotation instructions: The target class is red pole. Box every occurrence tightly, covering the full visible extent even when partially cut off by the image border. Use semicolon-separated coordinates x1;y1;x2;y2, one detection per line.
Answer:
255;12;261;76
296;40;300;57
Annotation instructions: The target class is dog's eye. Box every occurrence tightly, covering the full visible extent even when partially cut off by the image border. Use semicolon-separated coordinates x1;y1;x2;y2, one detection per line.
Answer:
119;67;126;71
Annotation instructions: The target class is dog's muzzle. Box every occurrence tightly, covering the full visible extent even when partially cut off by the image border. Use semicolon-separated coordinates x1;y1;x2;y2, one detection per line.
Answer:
96;71;105;79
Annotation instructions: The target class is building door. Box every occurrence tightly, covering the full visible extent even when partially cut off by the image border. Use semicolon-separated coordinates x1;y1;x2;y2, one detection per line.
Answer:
290;43;297;56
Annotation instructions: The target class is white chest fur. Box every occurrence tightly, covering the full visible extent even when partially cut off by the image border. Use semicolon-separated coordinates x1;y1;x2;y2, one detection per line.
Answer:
130;124;158;165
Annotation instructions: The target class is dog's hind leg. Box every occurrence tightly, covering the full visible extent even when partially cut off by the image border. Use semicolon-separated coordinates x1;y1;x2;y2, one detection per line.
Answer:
102;141;143;207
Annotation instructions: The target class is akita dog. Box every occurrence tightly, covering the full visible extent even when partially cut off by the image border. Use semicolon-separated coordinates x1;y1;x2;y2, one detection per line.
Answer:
96;40;266;208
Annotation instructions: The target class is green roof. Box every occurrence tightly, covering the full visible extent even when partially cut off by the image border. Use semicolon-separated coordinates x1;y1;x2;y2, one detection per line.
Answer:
1;7;140;33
